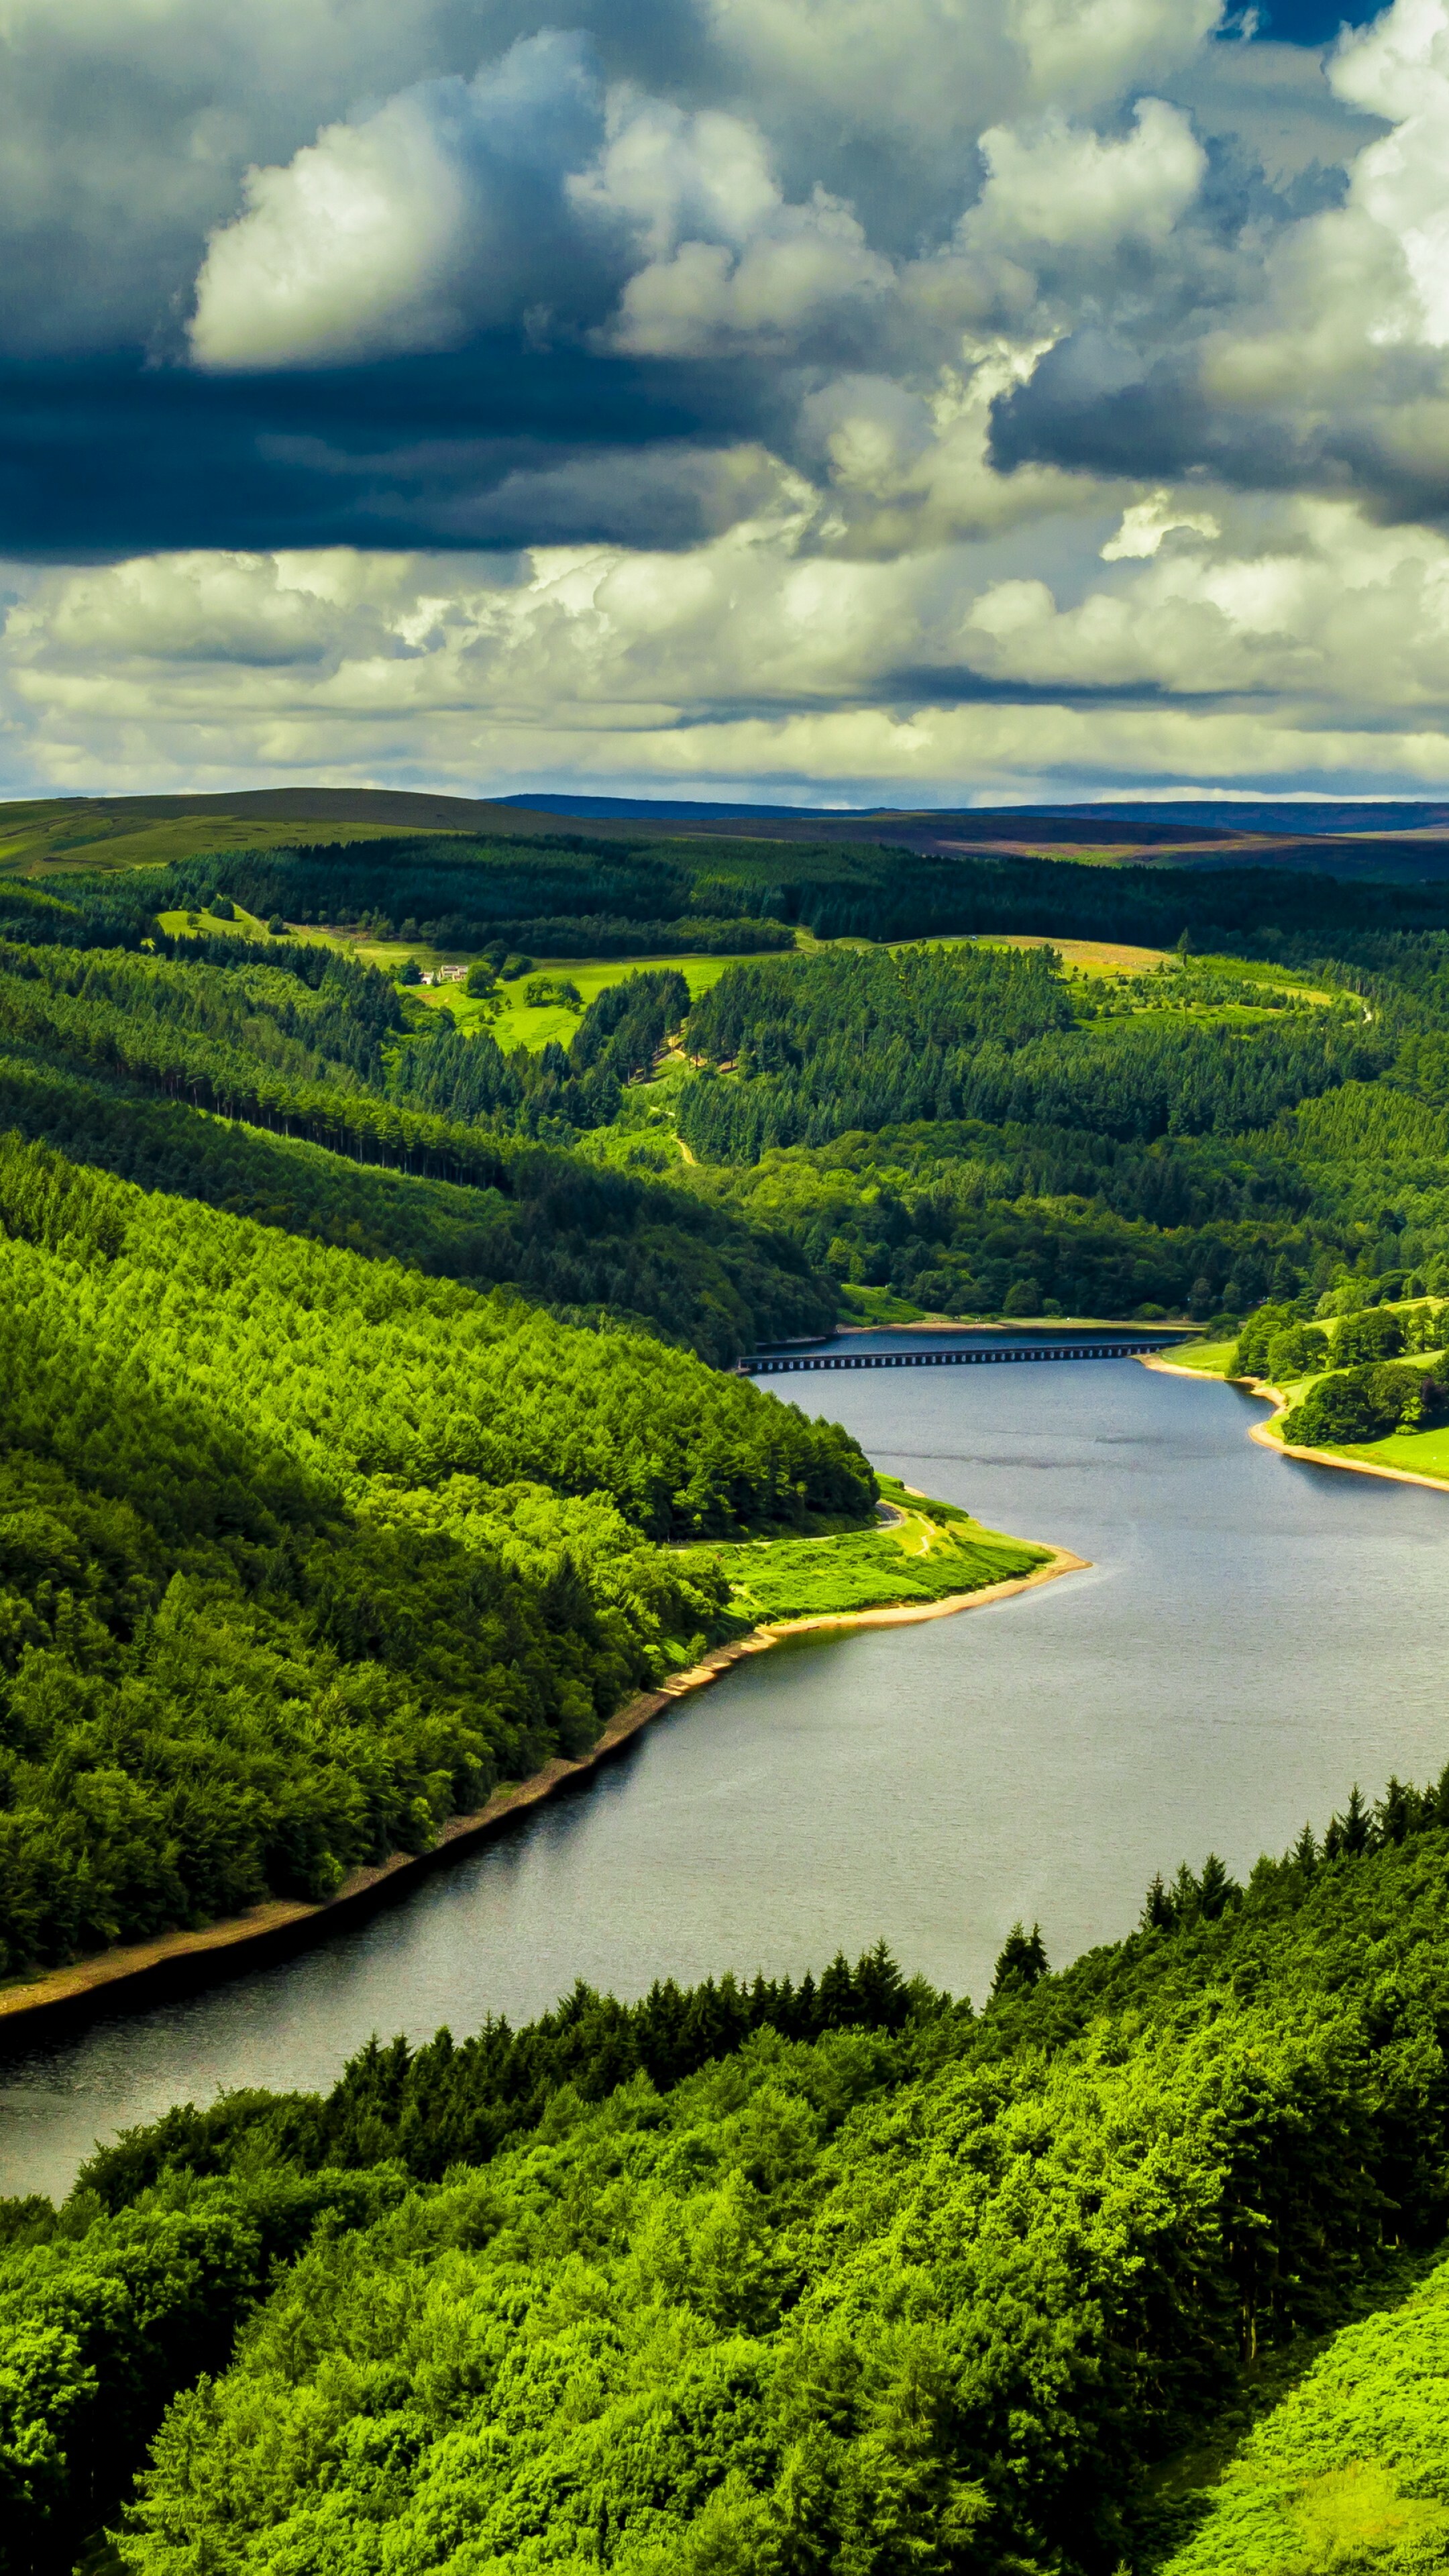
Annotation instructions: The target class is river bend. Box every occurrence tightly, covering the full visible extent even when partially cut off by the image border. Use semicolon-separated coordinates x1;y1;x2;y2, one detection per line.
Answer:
4;1348;1447;2200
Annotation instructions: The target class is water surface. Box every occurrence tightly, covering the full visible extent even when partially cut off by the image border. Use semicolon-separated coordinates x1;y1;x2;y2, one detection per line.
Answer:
5;1354;1446;2200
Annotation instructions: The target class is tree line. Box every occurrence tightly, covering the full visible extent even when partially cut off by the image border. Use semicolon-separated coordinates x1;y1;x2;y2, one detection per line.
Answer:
9;1766;1449;2573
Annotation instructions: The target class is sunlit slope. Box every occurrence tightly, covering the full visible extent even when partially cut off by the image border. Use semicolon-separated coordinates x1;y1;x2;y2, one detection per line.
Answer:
1159;2255;1449;2574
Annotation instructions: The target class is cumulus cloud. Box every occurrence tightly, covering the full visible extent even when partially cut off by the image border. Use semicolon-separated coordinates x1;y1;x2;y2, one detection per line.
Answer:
11;0;1449;799
571;94;894;356
190;33;606;368
965;99;1206;258
1008;0;1224;111
189;51;897;373
996;0;1449;525
1101;488;1222;555
13;492;1449;801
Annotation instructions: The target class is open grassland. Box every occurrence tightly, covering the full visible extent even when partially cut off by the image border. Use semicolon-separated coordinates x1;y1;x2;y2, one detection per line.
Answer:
1003;934;1176;973
13;811;447;874
156;915;788;1053
1159;1340;1238;1374
1328;1417;1449;1480
684;1473;1049;1623
426;951;766;1051
157;903;311;943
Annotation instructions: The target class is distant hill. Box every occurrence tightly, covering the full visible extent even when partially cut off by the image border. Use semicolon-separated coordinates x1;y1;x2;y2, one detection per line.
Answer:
0;788;584;875
6;784;1449;883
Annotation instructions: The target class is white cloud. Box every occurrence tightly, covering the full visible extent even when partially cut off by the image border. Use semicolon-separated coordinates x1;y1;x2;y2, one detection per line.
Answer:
800;345;1108;551
965;98;1206;258
569;96;782;256
17;0;1449;800
964;498;1449;704
1200;0;1449;409
190;32;604;368
1101;489;1221;557
188;37;895;372
1008;0;1223;111
13;496;1449;801
571;92;894;354
602;191;893;357
190;95;470;368
700;0;1021;155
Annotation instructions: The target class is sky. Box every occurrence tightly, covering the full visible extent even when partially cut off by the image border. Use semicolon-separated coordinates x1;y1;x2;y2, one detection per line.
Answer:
9;0;1449;807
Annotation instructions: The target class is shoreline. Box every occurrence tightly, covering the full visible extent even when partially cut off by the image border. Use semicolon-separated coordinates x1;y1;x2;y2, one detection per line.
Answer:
839;1314;1191;1340
0;1544;1089;2048
1140;1353;1449;1494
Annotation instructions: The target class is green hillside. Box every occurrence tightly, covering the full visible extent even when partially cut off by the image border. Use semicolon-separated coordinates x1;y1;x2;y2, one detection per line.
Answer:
1159;2253;1449;2573
9;1770;1449;2574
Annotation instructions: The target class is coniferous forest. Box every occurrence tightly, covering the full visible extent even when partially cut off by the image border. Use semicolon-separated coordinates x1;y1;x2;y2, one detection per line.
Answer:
7;1773;1449;2574
6;817;1449;2569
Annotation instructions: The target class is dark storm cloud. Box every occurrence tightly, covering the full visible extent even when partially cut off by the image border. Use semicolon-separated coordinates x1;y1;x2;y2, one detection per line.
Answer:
0;345;806;559
990;327;1449;525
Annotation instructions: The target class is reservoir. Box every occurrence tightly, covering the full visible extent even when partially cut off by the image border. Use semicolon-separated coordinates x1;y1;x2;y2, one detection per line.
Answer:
5;1345;1448;2201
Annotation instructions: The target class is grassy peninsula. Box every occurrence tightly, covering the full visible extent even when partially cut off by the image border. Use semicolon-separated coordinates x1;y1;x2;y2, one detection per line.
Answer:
1172;1293;1449;1485
690;1476;1050;1624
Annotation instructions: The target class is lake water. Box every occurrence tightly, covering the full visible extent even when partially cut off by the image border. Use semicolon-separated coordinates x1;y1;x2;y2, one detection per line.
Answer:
5;1348;1448;2202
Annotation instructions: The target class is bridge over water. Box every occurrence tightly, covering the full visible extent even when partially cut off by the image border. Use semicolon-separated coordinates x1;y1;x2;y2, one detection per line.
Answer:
745;1338;1185;1375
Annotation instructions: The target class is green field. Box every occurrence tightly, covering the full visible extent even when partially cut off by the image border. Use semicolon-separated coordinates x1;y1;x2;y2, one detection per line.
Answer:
154;910;790;1055
685;1474;1049;1623
1340;1421;1449;1480
156;902;305;944
1159;1339;1237;1375
415;950;769;1051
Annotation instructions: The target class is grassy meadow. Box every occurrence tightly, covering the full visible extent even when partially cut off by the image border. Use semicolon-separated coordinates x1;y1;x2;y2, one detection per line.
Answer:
1185;1297;1449;1483
686;1474;1050;1623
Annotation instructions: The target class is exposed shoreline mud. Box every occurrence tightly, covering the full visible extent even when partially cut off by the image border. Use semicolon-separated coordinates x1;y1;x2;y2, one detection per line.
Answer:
0;1545;1088;2047
1139;1354;1449;1494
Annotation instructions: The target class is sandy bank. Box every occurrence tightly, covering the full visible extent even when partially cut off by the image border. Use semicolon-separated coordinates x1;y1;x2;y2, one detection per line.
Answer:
1139;1353;1449;1495
0;1546;1089;2045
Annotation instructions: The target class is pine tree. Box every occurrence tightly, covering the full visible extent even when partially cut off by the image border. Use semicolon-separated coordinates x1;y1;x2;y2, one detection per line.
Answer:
1140;1872;1177;1933
1339;1784;1372;1856
1172;1862;1201;1921
1377;1778;1413;1845
818;1951;857;2027
1197;1852;1241;1921
989;1922;1049;2001
852;1939;909;2031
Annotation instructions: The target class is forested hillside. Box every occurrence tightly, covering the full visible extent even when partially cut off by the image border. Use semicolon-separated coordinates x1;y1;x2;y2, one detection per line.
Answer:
0;924;836;1362
11;821;1449;1982
17;826;1449;1334
669;933;1449;1324
0;1134;871;1974
7;822;1449;2569
8;1770;1449;2575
